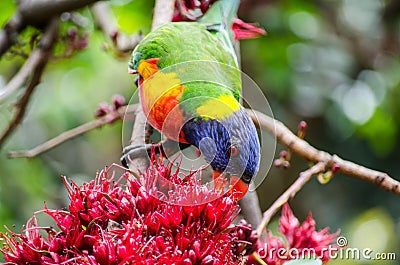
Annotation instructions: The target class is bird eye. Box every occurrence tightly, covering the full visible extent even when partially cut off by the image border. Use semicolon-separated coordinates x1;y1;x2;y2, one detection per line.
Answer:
227;145;239;157
242;174;252;184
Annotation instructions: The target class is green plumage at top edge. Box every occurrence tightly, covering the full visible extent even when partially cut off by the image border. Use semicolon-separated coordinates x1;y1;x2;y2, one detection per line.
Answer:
129;0;242;112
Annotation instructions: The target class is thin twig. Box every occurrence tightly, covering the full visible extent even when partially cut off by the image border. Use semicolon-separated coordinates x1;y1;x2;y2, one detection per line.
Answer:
248;109;400;195
91;2;143;54
0;43;45;102
256;162;327;238
127;0;175;173
0;19;59;149
8;104;137;158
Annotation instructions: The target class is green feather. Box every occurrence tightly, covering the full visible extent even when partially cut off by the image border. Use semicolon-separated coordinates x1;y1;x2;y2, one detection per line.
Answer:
199;0;240;44
131;22;242;107
200;0;240;26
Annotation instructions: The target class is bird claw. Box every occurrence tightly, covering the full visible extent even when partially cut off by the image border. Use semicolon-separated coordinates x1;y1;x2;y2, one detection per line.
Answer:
120;143;155;168
120;140;191;168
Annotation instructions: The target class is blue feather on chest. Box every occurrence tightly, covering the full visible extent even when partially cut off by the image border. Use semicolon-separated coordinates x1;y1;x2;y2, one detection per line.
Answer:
181;109;260;181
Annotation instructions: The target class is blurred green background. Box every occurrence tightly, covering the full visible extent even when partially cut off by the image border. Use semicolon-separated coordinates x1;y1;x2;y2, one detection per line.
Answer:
0;0;399;264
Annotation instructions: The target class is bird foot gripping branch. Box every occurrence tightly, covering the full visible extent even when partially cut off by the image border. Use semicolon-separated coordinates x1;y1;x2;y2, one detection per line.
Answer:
121;138;191;166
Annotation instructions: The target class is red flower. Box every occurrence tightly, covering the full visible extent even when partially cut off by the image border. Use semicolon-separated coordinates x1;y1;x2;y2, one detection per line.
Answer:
248;203;339;265
231;18;267;41
279;203;339;262
173;0;219;22
1;153;254;265
231;220;259;256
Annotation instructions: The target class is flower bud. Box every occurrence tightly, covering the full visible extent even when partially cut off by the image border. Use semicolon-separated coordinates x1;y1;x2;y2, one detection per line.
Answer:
112;94;126;109
95;102;112;118
280;150;288;159
332;163;341;173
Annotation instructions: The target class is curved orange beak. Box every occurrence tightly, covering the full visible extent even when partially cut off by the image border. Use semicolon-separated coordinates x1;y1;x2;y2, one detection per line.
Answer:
213;171;249;201
229;176;249;200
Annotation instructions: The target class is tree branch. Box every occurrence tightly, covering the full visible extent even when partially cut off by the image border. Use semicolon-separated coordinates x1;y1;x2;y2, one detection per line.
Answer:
127;0;175;173
151;0;176;30
248;109;400;195
91;2;143;54
256;162;327;237
0;0;101;59
0;42;47;102
0;18;59;149
233;14;264;233
8;103;399;196
19;0;102;26
8;104;137;158
239;187;265;237
0;14;24;57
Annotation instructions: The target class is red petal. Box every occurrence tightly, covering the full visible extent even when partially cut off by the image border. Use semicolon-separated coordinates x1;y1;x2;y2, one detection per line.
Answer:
232;18;266;40
279;203;300;246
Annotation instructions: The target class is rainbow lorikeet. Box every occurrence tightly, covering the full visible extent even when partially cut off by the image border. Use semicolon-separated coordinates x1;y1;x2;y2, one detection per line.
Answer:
122;1;262;199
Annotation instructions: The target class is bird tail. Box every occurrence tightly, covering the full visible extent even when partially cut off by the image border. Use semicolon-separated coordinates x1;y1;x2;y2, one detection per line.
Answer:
199;0;240;29
199;0;240;65
199;0;266;66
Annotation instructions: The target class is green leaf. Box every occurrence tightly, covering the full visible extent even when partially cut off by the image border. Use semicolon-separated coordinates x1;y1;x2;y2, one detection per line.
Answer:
356;107;397;156
0;0;17;25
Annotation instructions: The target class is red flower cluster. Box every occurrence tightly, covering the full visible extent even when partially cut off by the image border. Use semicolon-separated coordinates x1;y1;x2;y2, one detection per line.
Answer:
172;0;266;41
0;155;257;265
173;0;219;22
248;204;339;265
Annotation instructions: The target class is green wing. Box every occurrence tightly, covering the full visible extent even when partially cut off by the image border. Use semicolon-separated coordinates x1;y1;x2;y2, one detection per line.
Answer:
133;23;235;68
131;23;241;102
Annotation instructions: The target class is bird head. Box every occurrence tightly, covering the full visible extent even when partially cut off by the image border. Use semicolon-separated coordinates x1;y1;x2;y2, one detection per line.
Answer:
183;108;260;200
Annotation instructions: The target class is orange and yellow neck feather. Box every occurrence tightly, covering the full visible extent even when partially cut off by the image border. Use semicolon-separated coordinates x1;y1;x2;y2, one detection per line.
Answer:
137;58;160;79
